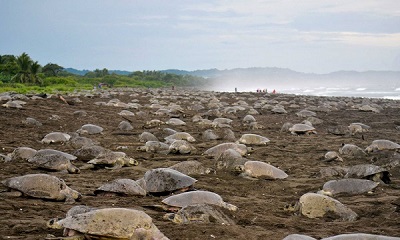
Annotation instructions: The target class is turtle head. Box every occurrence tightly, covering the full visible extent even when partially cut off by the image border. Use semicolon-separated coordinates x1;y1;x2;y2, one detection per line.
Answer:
46;218;63;229
67;165;81;174
126;158;139;166
223;202;238;211
232;165;245;175
317;189;333;197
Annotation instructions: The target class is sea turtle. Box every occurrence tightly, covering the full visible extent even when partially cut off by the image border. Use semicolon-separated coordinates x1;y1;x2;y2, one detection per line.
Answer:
321;233;400;240
73;110;87;118
327;125;348;135
9;147;37;161
29;153;80;174
168;160;213;176
68;135;98;149
323;151;343;162
72;145;110;161
137;141;170;154
2;101;23;109
166;118;186;126
344;164;391;184
271;106;287;114
161;190;238;211
139;168;197;194
215;149;247;170
280;122;293;132
47;208;169;240
234;160;288;180
22;117;42;126
219;128;236;141
87;151;138;169
202;129;220;141
118;110;135;116
118;121;133;131
1;173;81;203
242;114;256;124
289;124;317;135
365;139;400;153
163;204;235;225
94;178;147;196
318;178;379;196
139;131;159;142
288;192;358;221
283;234;317;240
319;166;350;178
32;149;77;161
145;119;165;128
348;122;371;135
237;134;270;145
76;124;104;135
339;144;366;158
165;132;196;143
296;109;317;118
306;117;323;125
168;140;196;154
41;132;71;144
204;143;249;158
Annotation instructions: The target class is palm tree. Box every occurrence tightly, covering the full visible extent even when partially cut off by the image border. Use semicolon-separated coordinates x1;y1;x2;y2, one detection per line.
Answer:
12;52;32;83
29;61;42;84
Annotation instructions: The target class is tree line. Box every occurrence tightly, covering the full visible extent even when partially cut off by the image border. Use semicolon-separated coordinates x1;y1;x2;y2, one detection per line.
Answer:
0;52;207;90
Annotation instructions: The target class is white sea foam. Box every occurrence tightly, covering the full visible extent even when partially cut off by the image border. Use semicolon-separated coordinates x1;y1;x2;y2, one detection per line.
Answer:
356;88;366;91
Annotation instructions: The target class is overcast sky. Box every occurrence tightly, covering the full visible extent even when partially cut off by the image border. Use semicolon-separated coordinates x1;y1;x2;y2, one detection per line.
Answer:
1;0;399;73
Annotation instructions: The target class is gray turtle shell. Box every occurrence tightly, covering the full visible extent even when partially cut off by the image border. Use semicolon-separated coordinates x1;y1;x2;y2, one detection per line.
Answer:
143;168;197;193
345;164;390;183
95;179;146;196
77;124;104;134
365;139;400;153
162;190;237;211
242;161;288;179
320;178;379;196
237;134;270;145
49;208;167;239
10;147;37;161
289;124;316;133
1;173;81;202
298;192;358;221
168;160;211;176
204;143;248;158
41;132;71;143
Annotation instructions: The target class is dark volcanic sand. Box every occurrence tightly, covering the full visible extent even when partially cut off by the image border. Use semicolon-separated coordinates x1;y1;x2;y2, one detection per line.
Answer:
0;89;399;240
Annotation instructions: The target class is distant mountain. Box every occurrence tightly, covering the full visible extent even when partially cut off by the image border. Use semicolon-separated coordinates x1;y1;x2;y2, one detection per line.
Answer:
64;68;132;76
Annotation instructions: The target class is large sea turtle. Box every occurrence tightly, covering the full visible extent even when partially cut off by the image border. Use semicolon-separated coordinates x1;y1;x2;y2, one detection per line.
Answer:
165;132;196;143
321;233;400;240
1;173;81;203
283;234;317;240
234;160;288;180
94;178;147;196
76;124;104;135
344;164;391;184
318;178;379;196
41;132;71;144
287;192;358;221
339;144;366;158
168;160;213;176
365;139;400;153
137;141;170;154
204;143;249;158
29;154;80;174
348;122;371;135
9;147;37;161
47;208;169;240
164;204;235;225
139;168;197;194
161;190;238;211
323;151;343;162
87;151;138;169
237;134;270;145
139;132;159;142
289;124;317;135
168;140;196;154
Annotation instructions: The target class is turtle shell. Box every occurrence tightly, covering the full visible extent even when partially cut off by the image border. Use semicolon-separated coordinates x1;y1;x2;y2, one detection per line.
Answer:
143;168;197;193
48;208;166;239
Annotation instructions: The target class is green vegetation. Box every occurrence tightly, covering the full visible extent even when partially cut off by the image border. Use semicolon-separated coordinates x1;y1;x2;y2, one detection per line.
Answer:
0;53;206;94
